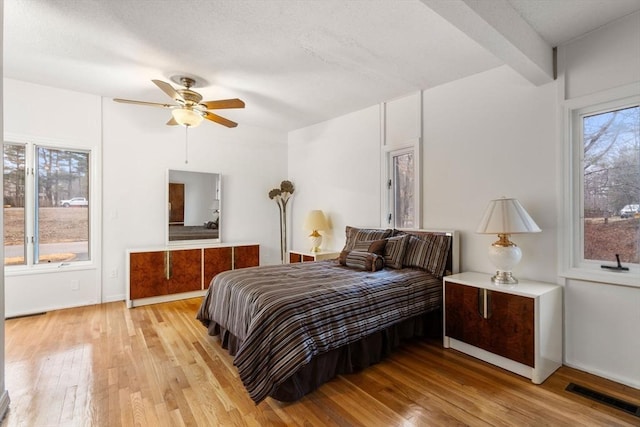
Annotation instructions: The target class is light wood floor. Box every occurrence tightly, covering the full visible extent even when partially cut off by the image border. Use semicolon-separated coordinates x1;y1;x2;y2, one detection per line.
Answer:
3;298;639;426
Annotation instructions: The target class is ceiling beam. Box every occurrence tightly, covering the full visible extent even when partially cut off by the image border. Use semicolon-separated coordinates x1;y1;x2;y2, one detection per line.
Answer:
421;0;554;85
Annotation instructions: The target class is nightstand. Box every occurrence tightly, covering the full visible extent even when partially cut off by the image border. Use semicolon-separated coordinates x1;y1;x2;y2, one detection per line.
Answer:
443;272;562;384
289;249;340;263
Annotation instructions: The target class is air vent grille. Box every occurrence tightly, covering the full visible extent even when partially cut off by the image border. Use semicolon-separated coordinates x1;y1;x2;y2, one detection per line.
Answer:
566;382;640;418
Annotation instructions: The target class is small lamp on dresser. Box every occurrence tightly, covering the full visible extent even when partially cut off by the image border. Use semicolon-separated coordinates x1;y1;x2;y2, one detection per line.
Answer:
476;197;541;284
303;210;329;252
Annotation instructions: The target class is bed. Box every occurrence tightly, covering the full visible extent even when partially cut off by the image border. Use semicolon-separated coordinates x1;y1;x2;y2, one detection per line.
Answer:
197;227;459;403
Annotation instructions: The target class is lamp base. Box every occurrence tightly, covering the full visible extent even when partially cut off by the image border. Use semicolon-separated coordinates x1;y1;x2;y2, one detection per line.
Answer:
491;270;518;284
487;234;522;285
309;231;322;253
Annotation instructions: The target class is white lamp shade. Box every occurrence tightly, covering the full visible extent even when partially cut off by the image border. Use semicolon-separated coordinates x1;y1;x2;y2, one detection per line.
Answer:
476;197;541;234
303;210;329;231
172;108;204;127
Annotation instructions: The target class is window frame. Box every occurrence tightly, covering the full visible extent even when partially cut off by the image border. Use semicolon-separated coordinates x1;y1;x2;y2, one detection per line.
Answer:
382;137;422;229
4;136;96;274
561;85;640;287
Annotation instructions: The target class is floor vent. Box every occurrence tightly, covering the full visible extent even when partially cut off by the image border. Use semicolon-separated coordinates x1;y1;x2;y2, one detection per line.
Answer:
566;382;640;418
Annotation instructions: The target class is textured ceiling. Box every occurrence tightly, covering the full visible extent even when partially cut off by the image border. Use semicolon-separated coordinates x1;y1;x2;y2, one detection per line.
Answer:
508;0;640;45
4;0;640;133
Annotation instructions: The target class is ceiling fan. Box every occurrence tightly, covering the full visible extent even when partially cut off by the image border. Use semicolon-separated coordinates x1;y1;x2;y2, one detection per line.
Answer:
114;76;245;128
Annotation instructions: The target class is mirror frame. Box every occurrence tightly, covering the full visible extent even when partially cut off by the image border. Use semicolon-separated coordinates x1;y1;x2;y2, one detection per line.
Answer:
166;169;222;245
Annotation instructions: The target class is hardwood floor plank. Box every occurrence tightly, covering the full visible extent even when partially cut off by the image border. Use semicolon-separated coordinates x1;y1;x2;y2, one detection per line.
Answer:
343;362;494;426
3;298;639;427
317;379;408;426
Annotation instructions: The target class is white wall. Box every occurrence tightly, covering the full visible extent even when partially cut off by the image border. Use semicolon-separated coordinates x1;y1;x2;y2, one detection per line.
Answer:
422;66;557;284
563;12;640;100
288;105;381;252
3;79;103;317
287;13;639;390
101;99;288;302
289;67;556;282
2;78;287;310
557;11;640;388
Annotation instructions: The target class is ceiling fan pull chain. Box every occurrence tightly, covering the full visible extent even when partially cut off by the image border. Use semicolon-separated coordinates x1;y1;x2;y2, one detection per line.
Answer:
184;125;189;164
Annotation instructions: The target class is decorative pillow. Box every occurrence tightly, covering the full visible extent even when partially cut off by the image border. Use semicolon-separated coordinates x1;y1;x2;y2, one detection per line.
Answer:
343;226;392;251
352;239;387;255
339;250;385;272
403;233;452;277
384;234;410;269
343;226;359;251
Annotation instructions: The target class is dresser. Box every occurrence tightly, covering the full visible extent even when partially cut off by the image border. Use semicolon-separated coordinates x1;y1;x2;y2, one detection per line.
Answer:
443;272;562;384
127;243;259;307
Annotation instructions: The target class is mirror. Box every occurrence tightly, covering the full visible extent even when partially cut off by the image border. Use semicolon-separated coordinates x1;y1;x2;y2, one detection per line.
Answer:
167;169;221;244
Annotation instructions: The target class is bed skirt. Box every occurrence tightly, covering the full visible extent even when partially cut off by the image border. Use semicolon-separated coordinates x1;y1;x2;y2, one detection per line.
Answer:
206;309;441;402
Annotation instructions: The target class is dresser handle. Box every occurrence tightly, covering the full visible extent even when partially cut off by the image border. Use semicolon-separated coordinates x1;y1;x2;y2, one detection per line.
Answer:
165;251;173;280
477;289;492;319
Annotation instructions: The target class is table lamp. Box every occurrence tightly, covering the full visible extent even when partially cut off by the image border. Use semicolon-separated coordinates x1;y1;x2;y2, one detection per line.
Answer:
476;197;541;284
303;210;329;252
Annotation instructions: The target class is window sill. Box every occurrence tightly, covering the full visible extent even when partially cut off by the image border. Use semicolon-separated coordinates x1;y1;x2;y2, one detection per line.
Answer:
5;261;96;277
560;267;640;289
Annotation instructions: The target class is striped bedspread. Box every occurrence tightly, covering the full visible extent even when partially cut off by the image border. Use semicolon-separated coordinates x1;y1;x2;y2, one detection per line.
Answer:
196;260;442;403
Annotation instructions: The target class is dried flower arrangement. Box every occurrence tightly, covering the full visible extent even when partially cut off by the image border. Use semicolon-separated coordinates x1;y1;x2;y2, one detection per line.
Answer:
269;180;295;263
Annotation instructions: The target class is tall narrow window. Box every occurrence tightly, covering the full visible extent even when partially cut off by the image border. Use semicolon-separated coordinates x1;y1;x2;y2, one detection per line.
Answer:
385;144;419;229
3;142;91;266
4;143;27;265
580;104;639;265
392;150;415;228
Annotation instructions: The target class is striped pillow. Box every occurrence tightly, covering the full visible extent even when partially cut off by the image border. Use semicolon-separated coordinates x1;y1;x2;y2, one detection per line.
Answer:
384;234;410;269
339;250;385;271
352;239;387;255
343;227;392;251
403;234;452;277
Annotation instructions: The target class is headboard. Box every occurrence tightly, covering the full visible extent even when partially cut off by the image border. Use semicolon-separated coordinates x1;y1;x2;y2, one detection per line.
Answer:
343;226;460;276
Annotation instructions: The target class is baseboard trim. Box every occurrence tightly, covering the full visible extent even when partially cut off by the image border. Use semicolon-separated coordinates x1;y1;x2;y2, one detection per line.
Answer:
0;389;11;422
563;361;640;390
102;294;126;304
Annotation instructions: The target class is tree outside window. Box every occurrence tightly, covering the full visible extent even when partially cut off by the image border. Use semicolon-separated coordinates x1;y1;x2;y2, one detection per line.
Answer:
582;105;639;265
385;143;419;230
4;142;90;266
392;151;415;229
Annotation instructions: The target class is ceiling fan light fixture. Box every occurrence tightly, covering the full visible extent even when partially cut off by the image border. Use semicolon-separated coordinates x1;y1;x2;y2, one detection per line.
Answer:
115;77;244;128
172;107;203;127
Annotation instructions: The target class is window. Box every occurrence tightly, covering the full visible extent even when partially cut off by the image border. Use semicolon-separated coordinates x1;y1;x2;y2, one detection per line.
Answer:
566;93;640;280
4;142;91;267
3;143;26;265
581;105;639;264
384;141;421;229
390;149;415;228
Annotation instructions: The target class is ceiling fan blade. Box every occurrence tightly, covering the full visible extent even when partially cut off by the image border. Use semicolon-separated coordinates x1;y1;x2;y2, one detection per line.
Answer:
202;98;245;110
204;111;238;128
113;98;174;108
166;117;179;126
152;79;185;103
